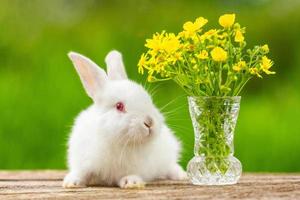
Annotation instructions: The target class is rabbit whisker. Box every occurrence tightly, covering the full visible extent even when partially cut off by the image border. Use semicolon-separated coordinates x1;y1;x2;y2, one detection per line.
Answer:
162;104;186;114
159;94;186;111
168;124;192;133
149;83;162;96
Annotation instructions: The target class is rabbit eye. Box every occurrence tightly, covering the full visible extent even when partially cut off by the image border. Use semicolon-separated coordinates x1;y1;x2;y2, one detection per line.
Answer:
116;102;125;112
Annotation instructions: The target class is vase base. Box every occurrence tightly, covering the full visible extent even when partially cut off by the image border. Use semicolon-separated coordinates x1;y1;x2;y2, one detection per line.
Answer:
187;156;242;186
188;176;239;186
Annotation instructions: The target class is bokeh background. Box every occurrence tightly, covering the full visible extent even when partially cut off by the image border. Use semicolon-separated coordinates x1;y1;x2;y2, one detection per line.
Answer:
0;0;299;171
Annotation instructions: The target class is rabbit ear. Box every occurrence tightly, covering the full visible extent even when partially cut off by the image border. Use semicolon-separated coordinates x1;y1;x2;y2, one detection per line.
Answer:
68;52;107;99
105;50;128;80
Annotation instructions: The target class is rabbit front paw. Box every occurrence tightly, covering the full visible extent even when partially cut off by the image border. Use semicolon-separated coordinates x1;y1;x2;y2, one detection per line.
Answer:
62;173;87;188
118;175;145;189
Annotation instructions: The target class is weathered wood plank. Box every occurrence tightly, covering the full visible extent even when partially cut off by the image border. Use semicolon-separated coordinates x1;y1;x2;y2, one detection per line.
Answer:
0;171;299;199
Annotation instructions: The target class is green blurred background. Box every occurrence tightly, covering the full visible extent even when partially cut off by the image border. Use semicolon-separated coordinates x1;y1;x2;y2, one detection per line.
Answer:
0;0;299;171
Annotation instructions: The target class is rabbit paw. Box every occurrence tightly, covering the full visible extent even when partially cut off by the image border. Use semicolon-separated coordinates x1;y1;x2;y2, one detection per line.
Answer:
62;173;87;188
167;164;188;180
118;175;145;189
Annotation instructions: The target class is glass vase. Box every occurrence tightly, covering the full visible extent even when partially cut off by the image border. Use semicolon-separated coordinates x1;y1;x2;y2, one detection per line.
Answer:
187;96;242;185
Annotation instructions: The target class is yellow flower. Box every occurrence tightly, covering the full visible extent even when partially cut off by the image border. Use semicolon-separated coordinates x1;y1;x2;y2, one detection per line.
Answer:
195;17;208;28
182;17;208;37
146;69;156;82
196;50;208;60
175;52;183;60
206;45;215;49
211;47;228;62
148;56;158;66
169;52;183;64
219;32;228;39
183;22;197;34
154;63;166;73
195;77;202;84
262;44;269;53
205;29;218;36
145;32;180;54
191;58;197;64
249;68;262;78
260;56;275;74
147;75;155;82
145;32;164;51
233;61;246;72
235;29;244;42
219;14;235;28
200;29;218;40
161;33;180;53
138;53;147;74
192;35;199;43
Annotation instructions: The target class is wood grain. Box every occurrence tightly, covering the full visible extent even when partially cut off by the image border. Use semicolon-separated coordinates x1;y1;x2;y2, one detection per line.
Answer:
0;171;299;199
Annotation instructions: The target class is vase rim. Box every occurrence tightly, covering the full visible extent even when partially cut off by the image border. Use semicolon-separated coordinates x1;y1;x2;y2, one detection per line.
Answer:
188;96;241;100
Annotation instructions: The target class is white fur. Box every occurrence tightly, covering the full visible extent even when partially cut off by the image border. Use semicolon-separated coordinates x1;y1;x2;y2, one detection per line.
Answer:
63;50;186;188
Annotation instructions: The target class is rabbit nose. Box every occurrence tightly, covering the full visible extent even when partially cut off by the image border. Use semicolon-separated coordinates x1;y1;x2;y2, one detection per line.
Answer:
144;116;153;128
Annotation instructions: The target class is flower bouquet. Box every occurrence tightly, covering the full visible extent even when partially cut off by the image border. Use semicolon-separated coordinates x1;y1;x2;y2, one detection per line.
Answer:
138;14;275;185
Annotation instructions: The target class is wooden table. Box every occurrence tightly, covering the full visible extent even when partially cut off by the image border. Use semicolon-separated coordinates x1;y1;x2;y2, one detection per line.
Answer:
0;171;299;199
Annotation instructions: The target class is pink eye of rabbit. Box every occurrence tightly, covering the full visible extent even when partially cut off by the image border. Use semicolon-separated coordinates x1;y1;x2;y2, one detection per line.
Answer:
116;102;125;112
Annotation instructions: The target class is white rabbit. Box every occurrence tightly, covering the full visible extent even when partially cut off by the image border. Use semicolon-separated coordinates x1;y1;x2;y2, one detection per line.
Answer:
63;50;186;189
